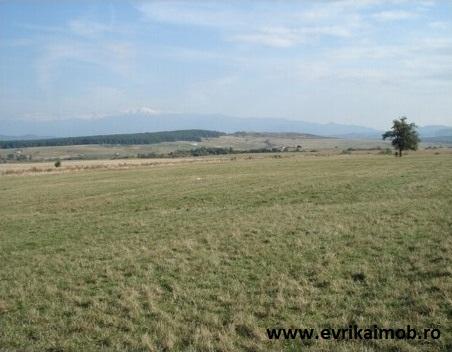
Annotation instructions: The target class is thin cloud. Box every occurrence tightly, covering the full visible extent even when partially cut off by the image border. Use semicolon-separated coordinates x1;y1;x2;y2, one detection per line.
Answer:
36;40;135;93
229;25;353;48
372;10;419;21
230;28;300;48
68;19;113;37
429;21;449;30
137;1;245;28
138;1;364;48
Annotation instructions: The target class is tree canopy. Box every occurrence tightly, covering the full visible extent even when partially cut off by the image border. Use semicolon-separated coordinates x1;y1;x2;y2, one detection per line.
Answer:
382;117;420;157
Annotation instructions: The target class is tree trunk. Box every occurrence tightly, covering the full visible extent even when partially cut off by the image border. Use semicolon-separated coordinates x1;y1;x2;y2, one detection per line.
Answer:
399;148;402;157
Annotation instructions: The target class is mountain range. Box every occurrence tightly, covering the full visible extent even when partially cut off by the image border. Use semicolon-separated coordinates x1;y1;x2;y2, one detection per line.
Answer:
1;113;451;140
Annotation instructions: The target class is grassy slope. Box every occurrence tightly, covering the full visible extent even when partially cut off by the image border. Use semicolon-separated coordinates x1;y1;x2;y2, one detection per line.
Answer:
0;154;451;351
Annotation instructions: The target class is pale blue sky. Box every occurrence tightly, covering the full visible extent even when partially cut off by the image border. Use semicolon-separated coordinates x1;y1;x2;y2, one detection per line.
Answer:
1;0;452;129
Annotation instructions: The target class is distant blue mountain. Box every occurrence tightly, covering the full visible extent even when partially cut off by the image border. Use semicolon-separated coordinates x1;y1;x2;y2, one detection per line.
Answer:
0;134;53;141
418;126;452;137
1;113;450;140
1;113;381;138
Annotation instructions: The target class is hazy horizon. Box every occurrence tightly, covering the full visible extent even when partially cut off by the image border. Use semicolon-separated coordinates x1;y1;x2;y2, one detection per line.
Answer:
1;1;452;130
2;111;452;130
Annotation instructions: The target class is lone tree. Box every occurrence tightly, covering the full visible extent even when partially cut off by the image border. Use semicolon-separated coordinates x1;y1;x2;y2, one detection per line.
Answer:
382;117;420;157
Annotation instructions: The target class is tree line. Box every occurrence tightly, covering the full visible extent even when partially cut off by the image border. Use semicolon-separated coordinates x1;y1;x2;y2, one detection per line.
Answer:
0;130;225;149
136;146;297;159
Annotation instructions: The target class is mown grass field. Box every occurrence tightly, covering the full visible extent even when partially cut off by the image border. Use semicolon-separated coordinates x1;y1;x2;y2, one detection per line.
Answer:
0;153;451;351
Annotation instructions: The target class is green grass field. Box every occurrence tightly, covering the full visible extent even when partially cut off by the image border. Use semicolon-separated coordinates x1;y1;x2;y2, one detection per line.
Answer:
1;153;451;351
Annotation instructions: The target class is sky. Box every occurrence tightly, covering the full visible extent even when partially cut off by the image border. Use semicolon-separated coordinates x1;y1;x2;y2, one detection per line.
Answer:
1;0;452;129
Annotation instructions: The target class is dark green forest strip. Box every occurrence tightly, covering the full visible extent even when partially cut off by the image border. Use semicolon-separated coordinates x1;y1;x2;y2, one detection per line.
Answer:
0;129;224;148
